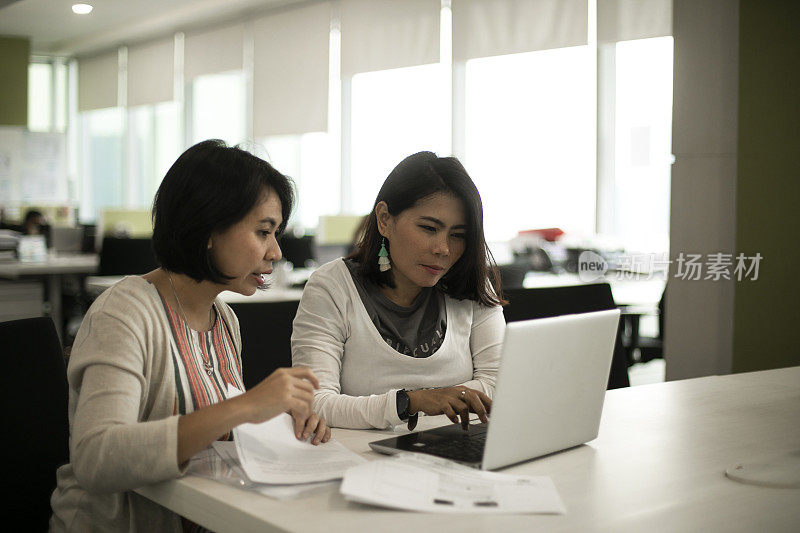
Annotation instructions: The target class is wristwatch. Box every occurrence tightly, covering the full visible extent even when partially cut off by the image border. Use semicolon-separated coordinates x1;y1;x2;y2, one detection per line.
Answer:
396;389;419;430
396;389;411;420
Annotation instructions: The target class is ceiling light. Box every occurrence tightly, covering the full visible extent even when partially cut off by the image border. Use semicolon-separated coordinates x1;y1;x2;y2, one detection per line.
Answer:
72;3;93;15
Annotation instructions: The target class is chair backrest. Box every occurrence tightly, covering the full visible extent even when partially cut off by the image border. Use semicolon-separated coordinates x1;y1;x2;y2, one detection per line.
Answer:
497;262;530;291
1;317;69;530
278;235;316;269
98;237;159;276
502;283;630;389
228;300;300;390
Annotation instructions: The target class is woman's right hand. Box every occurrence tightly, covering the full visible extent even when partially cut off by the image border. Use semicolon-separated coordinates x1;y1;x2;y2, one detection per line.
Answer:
407;386;492;430
240;366;319;425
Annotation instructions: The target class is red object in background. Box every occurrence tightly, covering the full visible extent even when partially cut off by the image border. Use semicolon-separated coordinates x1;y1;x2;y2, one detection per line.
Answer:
518;228;565;242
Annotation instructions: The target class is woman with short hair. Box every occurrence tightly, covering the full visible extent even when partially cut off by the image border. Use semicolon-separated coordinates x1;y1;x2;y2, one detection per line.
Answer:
292;151;505;430
50;140;328;532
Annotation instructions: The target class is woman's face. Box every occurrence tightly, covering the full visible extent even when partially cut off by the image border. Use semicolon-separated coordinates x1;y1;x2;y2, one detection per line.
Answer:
209;190;283;296
377;192;468;292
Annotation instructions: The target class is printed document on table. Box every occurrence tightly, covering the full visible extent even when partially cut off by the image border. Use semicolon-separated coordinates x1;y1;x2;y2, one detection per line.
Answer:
227;385;365;484
211;442;339;499
341;453;566;514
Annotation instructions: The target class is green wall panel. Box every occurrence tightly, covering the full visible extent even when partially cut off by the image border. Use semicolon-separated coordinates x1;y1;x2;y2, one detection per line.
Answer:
0;36;30;126
734;1;800;372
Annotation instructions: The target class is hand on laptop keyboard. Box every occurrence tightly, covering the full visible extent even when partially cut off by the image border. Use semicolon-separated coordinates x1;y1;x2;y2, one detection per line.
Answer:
407;386;491;430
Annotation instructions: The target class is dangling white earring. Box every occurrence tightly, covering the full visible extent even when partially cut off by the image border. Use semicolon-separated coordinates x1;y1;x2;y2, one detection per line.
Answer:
378;237;391;272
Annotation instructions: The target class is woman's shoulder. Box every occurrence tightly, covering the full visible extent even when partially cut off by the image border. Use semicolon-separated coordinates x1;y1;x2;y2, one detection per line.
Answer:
298;259;356;314
305;258;353;291
308;257;348;279
88;276;162;320
442;292;504;319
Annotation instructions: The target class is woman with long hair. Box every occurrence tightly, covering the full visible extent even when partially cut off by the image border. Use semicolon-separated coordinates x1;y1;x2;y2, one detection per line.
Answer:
292;151;505;430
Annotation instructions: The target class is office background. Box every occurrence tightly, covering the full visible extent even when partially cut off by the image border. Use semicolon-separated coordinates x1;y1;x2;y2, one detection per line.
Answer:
0;0;798;381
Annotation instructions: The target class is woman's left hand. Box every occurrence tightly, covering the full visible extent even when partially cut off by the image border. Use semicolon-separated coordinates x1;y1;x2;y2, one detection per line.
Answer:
290;410;331;445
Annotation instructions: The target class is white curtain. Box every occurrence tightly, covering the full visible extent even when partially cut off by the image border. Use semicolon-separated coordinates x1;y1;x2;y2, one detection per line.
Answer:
340;0;440;76
77;51;118;111
252;2;331;137
184;23;244;80
598;0;672;43
127;38;175;107
452;0;588;61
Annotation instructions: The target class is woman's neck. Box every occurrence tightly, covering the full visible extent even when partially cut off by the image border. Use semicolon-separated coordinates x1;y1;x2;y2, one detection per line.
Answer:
380;274;423;308
146;269;221;331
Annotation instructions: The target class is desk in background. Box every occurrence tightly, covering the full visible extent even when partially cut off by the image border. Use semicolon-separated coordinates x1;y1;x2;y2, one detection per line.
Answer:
0;254;99;341
136;366;800;533
84;275;304;303
523;271;666;308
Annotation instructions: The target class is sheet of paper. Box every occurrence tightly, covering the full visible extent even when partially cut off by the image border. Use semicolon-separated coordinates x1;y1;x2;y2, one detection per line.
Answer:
227;384;365;484
212;442;339;499
340;453;566;514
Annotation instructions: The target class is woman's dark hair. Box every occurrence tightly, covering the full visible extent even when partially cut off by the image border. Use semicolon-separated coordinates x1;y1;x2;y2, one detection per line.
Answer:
347;151;504;307
152;139;294;283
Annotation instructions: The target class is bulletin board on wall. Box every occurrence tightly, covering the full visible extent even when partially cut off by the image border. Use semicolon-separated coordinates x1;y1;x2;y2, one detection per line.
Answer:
0;126;68;207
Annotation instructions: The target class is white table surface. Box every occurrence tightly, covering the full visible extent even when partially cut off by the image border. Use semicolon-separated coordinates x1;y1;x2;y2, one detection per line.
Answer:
136;366;800;533
84;275;304;303
87;269;663;308
0;254;99;341
523;271;666;308
0;253;98;278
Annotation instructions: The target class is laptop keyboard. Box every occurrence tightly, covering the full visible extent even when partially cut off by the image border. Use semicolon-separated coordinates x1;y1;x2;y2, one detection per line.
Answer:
420;430;487;464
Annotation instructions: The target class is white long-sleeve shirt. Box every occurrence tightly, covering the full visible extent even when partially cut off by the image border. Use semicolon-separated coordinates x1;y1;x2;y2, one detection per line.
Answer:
291;258;505;429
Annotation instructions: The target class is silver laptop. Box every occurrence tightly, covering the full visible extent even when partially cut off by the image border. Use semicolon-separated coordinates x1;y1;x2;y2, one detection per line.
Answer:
369;309;621;470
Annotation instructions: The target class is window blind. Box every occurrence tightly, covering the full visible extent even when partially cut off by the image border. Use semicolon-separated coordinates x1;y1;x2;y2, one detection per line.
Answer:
453;0;588;61
252;2;331;137
77;50;118;111
340;0;440;76
184;23;244;80
127;38;174;107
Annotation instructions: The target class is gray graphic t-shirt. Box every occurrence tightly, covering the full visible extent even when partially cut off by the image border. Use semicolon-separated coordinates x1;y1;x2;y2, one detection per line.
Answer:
345;259;447;358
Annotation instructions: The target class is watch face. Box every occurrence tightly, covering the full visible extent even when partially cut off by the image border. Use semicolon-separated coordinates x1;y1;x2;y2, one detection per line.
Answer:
396;390;410;419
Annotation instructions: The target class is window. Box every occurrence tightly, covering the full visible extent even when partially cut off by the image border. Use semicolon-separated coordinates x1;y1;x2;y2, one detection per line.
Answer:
260;132;338;232
28;60;67;133
613;37;674;253
464;46;595;242
349;63;450;216
79;108;124;223
127;101;181;209
190;71;246;146
28;63;52;132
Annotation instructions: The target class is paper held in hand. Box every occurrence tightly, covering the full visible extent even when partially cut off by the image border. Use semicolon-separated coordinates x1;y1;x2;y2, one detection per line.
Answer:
341;453;566;514
227;385;365;484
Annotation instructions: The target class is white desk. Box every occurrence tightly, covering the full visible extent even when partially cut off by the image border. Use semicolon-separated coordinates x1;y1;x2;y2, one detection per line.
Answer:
84;275;304;303
136;367;800;532
0;254;99;340
523;271;666;308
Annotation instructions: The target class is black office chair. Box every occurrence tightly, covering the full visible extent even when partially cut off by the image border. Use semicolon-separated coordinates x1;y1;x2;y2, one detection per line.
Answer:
80;224;97;253
502;284;630;389
98;236;159;276
278;234;316;269
496;262;530;291
229;300;300;390
1;317;69;531
620;289;665;364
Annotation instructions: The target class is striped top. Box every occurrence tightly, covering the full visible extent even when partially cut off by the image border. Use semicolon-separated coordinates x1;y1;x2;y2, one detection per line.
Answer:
158;293;245;423
158;294;245;533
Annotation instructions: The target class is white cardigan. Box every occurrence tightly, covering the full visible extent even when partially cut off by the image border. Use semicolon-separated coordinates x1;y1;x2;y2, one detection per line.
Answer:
291;259;505;429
